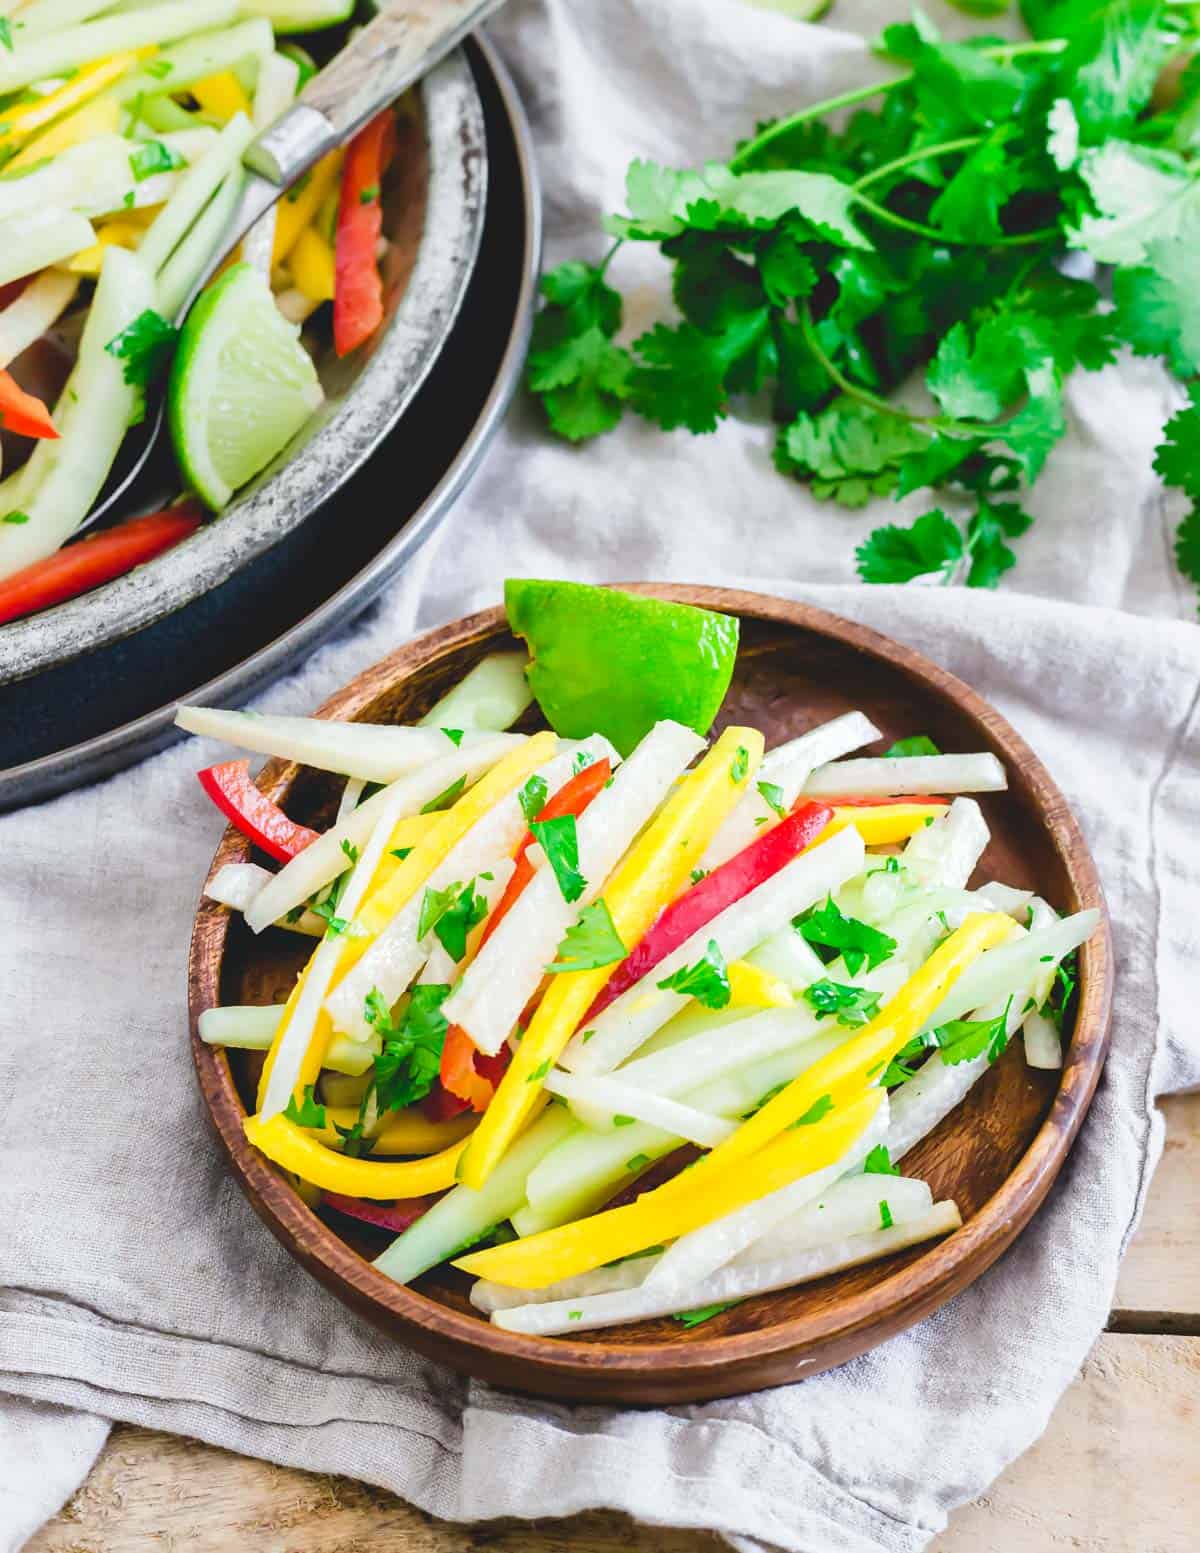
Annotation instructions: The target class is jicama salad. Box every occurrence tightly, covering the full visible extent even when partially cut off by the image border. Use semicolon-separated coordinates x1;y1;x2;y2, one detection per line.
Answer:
0;0;401;618
191;581;1098;1336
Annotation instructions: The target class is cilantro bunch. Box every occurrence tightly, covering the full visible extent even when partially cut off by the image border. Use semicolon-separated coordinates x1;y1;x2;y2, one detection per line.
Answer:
528;0;1200;603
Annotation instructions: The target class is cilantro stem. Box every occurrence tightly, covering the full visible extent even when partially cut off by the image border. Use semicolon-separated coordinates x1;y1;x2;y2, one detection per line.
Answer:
730;39;1068;171
850;191;1060;248
851;136;982;192
798;302;1011;437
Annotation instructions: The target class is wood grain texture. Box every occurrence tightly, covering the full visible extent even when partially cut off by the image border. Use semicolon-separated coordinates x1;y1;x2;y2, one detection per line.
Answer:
26;1335;1200;1553
188;586;1114;1404
1114;1093;1200;1330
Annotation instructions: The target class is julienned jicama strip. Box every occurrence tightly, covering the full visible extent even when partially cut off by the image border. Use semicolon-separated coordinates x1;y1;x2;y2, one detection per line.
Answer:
191;587;1100;1334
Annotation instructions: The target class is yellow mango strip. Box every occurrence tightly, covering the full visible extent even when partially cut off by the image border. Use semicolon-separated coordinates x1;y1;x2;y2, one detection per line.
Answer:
823;803;950;848
0;53;141;143
272;149;342;266
318;1106;475;1155
190;70;252;122
457;726;765;1190
64;217;143;275
726;959;792;1009
257;734;556;1111
245;1115;467;1199
329;731;559;983
290;224;335;302
456;1089;883;1289
6;93;119;171
657;911;1017;1199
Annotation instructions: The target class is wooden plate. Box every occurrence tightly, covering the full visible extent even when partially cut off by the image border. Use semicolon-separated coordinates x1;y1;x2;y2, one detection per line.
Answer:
188;585;1113;1404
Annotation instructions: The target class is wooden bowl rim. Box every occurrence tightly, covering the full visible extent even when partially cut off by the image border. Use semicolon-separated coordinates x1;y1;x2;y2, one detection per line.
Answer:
189;585;1113;1384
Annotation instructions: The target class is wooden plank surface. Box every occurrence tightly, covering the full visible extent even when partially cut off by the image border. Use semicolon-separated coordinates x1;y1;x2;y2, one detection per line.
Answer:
26;1093;1200;1553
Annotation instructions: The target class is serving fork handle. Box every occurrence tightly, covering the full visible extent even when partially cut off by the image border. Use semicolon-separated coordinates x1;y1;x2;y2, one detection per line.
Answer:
244;0;505;187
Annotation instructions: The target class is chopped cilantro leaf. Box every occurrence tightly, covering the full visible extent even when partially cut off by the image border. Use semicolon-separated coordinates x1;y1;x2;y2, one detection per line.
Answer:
796;896;896;975
421;774;467;813
802;978;882;1027
656;938;731;1009
625;1152;652;1172
433;879;489;962
530;813;586;903
864;1144;900;1176
790;1093;834;1127
757;780;786;817
879;1199;895;1230
104;308;178;388
730;746;750;783
129;140;185;181
367;983;449;1111
672;1301;741;1327
441;727;464;746
884;735;941;758
283;1084;325;1128
547;899;627;973
518;773;549;823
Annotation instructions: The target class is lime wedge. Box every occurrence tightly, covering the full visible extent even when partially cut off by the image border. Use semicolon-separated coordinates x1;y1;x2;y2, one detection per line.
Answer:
168;262;324;511
505;580;740;755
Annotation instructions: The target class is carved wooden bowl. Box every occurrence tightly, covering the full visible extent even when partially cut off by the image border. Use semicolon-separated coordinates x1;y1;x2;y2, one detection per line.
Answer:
188;585;1113;1404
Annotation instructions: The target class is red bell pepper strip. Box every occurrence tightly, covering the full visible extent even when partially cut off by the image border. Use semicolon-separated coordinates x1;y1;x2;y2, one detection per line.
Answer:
437;756;613;1111
428;1038;511;1119
816;794;948;807
333;109;398;358
197;759;321;863
0;502;203;626
583;798;835;1022
323;1191;435;1234
0;367;58;440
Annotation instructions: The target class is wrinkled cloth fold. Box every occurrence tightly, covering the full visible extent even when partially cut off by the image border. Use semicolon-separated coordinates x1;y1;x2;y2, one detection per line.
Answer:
2;4;1197;1551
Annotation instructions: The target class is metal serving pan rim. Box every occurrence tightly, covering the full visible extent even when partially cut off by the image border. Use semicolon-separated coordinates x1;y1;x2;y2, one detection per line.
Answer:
0;48;487;688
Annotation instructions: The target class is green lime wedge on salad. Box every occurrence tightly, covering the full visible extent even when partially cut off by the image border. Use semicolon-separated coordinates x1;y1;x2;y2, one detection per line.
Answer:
505;580;739;755
168;262;324;512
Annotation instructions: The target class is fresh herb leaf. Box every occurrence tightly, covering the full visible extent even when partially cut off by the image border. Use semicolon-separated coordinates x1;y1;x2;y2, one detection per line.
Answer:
518;773;549;823
390;846;413;860
368;984;449;1112
547;899;627;972
441;727;464;747
884;735;941;758
130;140;185;182
790;1093;835;1127
0;19;11;51
856;508;965;585
879;1199;895;1229
797;896;897;974
420;774;466;813
530;814;586;903
417;881;461;942
283;1084;326;1128
433;879;489;962
527;1058;552;1084
864;1144;900;1176
1;510;29;524
657;938;731;1009
757;780;786;817
625;1152;652;1172
802;978;882;1027
672;1301;741;1327
104;309;178;388
730;745;750;783
690;867;710;885
933;1000;1012;1065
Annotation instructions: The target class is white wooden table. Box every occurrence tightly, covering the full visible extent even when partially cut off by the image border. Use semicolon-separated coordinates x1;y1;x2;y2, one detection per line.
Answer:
29;1094;1199;1553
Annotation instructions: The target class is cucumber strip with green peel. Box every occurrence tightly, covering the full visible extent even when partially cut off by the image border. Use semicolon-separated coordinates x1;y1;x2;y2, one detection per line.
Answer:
918;911;1097;1032
372;1107;577;1286
240;0;355;33
198;1004;380;1076
139;110;252;275
0;217;88;299
243;51;300;277
0;246;153;577
155;158;246;318
0;0;240;95
417;652;535;733
0;271;78;370
10;0;121;39
116;19;274;104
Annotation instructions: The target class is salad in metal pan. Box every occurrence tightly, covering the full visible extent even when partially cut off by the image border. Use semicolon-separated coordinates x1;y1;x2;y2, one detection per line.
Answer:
192;581;1098;1335
0;0;400;621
